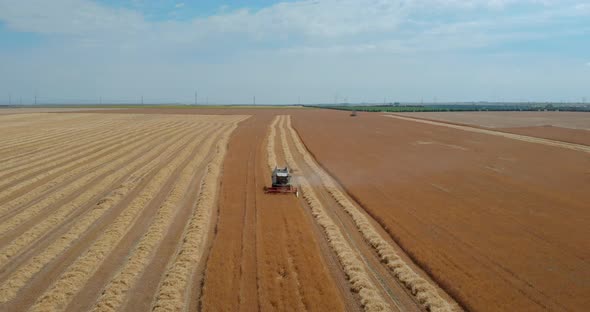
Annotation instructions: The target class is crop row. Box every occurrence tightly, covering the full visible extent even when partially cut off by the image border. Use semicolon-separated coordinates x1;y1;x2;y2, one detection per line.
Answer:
27;119;233;311
151;116;247;312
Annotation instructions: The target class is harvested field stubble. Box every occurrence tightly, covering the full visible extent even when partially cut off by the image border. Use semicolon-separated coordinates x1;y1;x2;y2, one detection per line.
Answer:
28;121;237;312
0;120;178;183
0;113;249;312
93;122;238;312
151;118;245;312
0;124;190;235
0;114;142;161
0;124;210;300
0;120;188;217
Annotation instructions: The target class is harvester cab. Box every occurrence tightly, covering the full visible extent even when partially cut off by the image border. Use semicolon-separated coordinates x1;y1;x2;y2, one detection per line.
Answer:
264;167;299;197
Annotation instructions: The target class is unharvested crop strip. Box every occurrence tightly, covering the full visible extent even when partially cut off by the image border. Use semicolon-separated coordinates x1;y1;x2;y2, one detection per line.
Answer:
150;117;247;312
285;116;455;312
384;114;590;153
275;115;390;312
0;123;197;233
27;119;228;312
0;124;207;270
92;124;232;312
0;123;214;304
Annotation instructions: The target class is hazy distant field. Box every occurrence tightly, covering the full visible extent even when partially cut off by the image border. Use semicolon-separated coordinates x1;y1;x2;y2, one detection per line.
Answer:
0;108;125;114
399;111;590;130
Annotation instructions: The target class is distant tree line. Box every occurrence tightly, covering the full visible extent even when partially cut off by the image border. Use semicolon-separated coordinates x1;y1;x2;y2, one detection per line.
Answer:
304;104;590;113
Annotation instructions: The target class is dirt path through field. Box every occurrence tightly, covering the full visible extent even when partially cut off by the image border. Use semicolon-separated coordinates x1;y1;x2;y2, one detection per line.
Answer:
385;114;590;153
201;112;347;311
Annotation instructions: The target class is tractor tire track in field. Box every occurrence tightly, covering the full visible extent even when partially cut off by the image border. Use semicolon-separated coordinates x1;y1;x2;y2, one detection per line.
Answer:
0;113;250;312
384;114;590;153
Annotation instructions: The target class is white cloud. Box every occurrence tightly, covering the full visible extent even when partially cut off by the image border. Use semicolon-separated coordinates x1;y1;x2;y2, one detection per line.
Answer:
0;0;586;48
0;0;147;35
0;0;588;103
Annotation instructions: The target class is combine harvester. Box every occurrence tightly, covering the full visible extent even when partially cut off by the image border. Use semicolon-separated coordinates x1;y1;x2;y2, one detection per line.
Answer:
264;167;298;197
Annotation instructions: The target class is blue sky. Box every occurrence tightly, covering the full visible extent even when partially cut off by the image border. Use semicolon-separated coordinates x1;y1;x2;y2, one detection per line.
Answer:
0;0;589;104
